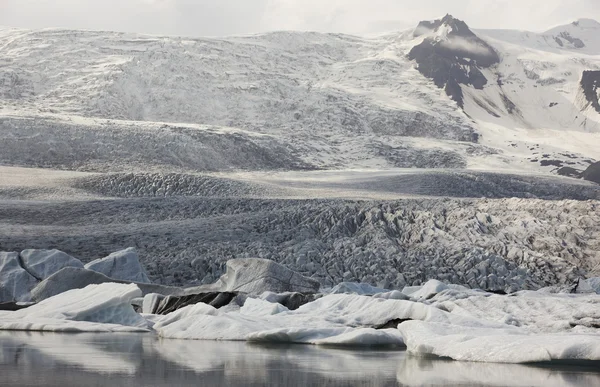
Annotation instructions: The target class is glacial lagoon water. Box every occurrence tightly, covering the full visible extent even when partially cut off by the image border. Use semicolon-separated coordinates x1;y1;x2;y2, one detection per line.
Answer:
0;332;599;387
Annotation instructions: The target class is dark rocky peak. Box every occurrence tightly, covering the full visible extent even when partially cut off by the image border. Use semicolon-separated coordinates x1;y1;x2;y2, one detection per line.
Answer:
556;31;585;48
408;15;500;108
580;70;600;114
582;161;600;185
414;14;475;39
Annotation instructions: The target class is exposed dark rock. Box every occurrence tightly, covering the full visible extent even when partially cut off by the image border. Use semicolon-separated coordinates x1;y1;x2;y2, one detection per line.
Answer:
408;15;500;108
374;318;412;330
155;292;238;315
558;32;585;49
582;162;600;184
501;94;520;116
261;292;320;311
0;302;32;311
540;160;563;167
580;71;600;114
557;167;581;178
554;37;564;47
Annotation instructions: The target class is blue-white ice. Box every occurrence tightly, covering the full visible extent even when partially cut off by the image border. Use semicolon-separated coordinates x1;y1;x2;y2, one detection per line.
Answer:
0;280;598;363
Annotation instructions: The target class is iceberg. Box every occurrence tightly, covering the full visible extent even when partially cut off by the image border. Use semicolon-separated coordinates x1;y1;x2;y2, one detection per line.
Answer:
0;252;38;302
398;320;600;363
20;249;84;280
205;258;320;295
84;248;150;284
0;283;149;332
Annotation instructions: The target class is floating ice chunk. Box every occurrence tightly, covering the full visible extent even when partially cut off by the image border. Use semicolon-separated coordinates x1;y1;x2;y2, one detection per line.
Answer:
210;258;320;295
0;283;149;332
241;297;289;317
20;249;84;280
30;267;180;302
432;290;600;332
329;282;388;296
85;248;150;284
156;310;272;340
0;252;38;302
398;320;600;363
155;293;503;342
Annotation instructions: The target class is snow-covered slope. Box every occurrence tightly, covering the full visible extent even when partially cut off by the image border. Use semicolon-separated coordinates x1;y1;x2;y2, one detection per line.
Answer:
1;18;599;176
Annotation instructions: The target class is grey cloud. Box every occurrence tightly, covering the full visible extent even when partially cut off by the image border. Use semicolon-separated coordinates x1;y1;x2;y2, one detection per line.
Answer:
0;0;599;36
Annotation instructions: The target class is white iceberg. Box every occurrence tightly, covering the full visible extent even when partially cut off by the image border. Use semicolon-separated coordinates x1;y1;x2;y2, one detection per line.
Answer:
85;248;150;284
0;283;149;332
0;252;38;302
398;320;600;363
20;249;84;280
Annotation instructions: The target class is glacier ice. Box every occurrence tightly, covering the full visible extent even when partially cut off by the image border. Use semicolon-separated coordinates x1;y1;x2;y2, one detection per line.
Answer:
20;249;84;280
398;321;600;363
0;283;149;332
84;247;150;284
329;282;388;296
0;252;38;303
201;258;320;295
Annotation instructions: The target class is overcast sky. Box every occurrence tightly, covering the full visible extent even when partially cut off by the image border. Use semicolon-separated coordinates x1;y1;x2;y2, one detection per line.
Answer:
1;0;599;37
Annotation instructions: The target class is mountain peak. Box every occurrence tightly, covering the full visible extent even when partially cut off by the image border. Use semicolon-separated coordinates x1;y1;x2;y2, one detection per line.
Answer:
413;14;475;39
571;18;600;29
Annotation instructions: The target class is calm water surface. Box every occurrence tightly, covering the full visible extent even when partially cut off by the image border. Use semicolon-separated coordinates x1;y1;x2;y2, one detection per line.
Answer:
0;332;598;387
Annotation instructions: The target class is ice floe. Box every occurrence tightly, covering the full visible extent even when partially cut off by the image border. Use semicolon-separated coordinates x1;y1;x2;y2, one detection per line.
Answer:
0;283;149;332
398;321;600;363
84;248;150;284
20;249;84;280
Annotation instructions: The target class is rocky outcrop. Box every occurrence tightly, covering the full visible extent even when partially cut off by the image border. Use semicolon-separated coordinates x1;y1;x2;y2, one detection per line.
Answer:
582;162;600;184
408;15;500;108
580;71;600;114
84;248;150;284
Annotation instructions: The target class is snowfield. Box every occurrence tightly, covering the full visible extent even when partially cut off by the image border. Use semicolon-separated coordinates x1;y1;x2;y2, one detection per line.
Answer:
1;17;599;176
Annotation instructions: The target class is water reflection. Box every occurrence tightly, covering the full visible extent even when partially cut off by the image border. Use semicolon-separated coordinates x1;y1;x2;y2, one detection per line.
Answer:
0;332;598;387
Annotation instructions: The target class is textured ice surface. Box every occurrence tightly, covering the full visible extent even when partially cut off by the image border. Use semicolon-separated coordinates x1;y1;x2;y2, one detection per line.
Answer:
0;252;38;302
30;267;180;302
330;282;388;296
0;283;149;332
153;278;600;362
2;197;598;292
20;249;83;280
206;258;320;295
85;248;150;284
398;321;600;363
